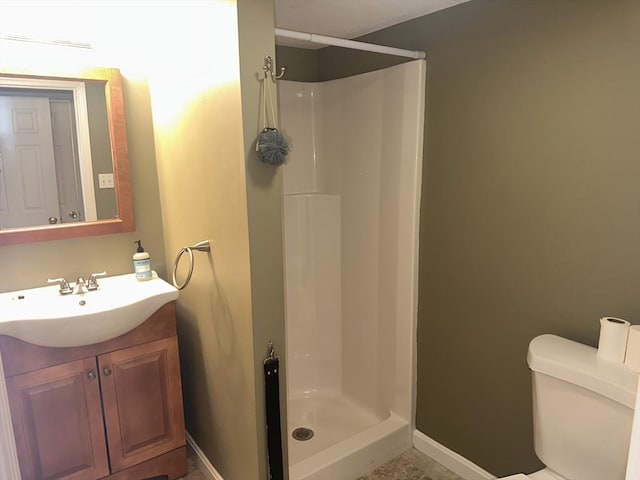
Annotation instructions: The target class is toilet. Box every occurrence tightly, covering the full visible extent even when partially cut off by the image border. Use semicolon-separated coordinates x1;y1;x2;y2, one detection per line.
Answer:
501;334;638;480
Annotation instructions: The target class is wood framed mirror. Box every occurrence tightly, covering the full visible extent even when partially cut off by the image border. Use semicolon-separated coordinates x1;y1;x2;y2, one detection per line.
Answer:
0;67;134;246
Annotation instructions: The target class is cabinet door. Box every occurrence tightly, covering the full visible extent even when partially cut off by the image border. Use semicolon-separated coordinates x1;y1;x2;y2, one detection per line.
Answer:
6;357;109;480
99;336;185;472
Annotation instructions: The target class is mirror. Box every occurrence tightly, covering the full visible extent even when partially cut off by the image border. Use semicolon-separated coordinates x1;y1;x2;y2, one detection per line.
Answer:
0;67;134;245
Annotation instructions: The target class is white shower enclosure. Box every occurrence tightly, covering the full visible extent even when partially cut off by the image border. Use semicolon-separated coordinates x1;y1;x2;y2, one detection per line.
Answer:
280;59;426;480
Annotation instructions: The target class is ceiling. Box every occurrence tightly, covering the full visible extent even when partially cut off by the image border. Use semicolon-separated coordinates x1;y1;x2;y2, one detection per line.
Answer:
274;0;470;48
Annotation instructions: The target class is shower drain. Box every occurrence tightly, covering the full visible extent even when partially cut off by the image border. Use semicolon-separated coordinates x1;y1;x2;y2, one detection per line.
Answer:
292;427;314;441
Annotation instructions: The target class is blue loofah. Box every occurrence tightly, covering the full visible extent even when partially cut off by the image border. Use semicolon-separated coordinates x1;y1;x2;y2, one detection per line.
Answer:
257;127;289;166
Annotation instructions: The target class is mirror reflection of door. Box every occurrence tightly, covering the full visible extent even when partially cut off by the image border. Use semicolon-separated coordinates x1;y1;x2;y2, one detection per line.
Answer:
0;96;60;228
0;93;84;228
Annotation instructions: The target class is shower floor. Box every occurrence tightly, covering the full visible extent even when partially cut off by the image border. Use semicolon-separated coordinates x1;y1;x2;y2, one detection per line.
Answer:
287;390;386;465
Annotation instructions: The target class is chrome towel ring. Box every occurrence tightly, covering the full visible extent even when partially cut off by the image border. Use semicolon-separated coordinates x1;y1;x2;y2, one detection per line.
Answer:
172;240;211;290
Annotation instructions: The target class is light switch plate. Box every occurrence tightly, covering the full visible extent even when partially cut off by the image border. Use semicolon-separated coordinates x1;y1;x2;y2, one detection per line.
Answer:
98;173;114;189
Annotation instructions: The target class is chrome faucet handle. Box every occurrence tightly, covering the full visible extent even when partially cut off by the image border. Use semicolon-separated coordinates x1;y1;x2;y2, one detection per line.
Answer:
87;271;107;291
48;277;73;295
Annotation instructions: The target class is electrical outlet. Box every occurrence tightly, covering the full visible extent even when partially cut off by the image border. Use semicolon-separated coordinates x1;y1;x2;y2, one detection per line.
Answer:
98;173;114;189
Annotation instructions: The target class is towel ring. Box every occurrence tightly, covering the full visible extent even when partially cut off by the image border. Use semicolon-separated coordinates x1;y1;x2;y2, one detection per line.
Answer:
172;240;211;290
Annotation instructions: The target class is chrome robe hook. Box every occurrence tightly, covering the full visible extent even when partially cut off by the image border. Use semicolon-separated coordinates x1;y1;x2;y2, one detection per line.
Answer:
263;55;285;80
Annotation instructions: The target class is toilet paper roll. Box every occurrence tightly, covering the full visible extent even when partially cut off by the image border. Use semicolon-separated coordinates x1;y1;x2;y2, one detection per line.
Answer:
625;326;640;372
597;317;630;363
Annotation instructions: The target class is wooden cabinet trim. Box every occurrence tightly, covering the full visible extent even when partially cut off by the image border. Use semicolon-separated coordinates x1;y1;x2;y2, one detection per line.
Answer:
0;301;176;377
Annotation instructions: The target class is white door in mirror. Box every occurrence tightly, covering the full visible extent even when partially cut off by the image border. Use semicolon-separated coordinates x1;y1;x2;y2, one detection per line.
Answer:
0;96;60;227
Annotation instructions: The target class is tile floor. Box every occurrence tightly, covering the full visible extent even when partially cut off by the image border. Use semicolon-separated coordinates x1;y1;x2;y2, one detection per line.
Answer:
357;449;465;480
179;457;206;480
180;448;464;480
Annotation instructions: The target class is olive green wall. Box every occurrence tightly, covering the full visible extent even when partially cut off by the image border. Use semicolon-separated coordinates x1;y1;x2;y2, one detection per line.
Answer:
145;5;253;478
145;1;283;478
290;0;640;476
275;46;319;82
237;0;288;476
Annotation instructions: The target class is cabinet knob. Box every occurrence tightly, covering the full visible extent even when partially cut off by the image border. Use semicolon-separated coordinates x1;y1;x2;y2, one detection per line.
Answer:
87;371;97;380
103;367;112;376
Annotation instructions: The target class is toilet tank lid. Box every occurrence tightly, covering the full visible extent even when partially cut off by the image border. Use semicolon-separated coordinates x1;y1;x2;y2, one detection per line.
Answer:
527;334;638;408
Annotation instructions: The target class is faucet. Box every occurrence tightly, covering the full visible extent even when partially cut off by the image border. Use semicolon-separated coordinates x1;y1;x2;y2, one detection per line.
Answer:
73;276;88;294
48;271;107;295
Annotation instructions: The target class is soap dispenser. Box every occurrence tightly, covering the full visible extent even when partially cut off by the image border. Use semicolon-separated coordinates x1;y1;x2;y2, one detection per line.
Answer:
133;240;152;281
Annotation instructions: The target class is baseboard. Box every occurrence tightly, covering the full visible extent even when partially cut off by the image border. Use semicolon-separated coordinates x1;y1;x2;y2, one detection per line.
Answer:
413;429;496;480
186;431;225;480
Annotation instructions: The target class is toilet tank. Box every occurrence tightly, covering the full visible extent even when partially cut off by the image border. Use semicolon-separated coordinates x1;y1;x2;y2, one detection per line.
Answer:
528;334;638;480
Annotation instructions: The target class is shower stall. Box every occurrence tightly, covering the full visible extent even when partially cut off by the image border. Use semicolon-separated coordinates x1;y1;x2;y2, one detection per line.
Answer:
280;59;426;480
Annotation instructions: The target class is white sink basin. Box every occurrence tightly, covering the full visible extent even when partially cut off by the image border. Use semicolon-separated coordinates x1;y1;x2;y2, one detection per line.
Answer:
0;272;178;347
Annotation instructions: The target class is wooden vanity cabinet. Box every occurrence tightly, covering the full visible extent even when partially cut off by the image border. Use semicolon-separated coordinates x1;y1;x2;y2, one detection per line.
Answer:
0;302;187;480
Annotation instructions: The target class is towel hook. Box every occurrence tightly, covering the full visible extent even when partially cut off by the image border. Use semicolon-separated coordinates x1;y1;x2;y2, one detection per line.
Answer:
263;55;285;81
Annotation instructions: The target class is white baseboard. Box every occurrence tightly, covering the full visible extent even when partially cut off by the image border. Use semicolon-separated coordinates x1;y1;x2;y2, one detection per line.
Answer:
413;429;496;480
186;431;225;480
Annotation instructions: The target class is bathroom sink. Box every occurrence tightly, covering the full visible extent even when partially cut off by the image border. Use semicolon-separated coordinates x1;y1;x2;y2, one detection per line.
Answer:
0;272;178;348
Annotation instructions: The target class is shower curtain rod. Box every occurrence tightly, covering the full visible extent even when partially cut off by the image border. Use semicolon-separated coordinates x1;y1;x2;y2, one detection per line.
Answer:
275;28;426;60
